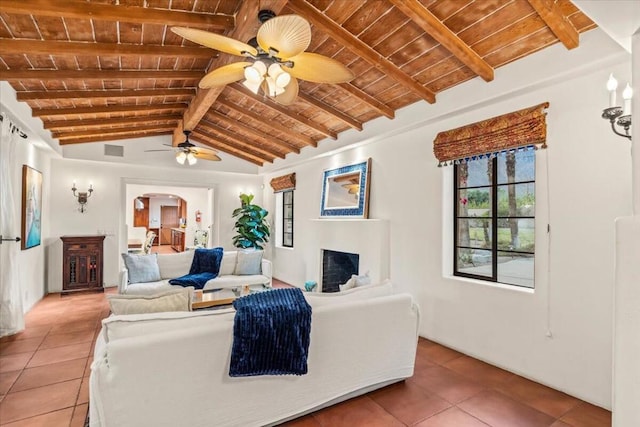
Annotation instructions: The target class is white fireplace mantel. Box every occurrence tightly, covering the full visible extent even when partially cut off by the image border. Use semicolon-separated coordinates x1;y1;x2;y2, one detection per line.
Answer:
307;218;390;290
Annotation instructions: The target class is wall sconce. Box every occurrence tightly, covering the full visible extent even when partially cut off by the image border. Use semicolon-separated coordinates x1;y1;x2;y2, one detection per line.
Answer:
602;73;632;140
72;182;93;213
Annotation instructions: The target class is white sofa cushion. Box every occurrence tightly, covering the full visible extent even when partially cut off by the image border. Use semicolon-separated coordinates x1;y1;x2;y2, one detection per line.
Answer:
122;253;161;284
304;280;394;307
158;250;194;279
108;288;193;315
234;250;263;275
219;251;237;276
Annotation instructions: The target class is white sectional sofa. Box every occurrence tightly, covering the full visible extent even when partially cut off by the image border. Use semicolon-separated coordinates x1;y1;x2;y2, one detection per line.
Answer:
120;250;272;295
89;283;419;427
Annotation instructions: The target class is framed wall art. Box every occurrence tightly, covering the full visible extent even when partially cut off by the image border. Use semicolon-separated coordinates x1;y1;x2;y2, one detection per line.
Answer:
21;165;42;250
320;158;371;218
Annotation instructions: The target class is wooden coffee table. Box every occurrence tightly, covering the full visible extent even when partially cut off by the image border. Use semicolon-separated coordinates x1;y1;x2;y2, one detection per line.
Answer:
192;288;239;310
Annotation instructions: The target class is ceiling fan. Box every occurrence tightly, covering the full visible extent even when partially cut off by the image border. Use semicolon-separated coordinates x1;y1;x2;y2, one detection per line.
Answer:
145;130;221;165
171;10;355;105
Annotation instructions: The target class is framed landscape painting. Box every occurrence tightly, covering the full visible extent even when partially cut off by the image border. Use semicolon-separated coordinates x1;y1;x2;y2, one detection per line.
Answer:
21;165;42;250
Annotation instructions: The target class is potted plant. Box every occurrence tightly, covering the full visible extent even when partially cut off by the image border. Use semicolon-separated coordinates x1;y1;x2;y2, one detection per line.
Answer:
232;193;270;249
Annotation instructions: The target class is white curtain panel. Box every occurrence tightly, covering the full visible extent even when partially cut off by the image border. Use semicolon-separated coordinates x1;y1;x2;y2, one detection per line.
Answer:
0;113;25;337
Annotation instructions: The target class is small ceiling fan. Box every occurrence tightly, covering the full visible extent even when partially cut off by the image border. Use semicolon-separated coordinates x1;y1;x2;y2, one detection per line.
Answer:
171;10;355;105
145;130;221;165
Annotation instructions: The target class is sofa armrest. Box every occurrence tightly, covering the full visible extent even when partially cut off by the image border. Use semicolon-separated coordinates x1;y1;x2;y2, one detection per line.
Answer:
261;259;272;287
118;269;129;294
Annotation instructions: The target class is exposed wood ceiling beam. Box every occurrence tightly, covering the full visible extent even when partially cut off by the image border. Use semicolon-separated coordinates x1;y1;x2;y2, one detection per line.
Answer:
287;0;436;104
216;97;316;147
53;124;173;139
297;92;363;131
389;0;494;82
43;115;181;130
58;130;173;145
230;83;337;140
18;89;195;101
207;111;300;154
0;70;203;80
192;131;267;166
199;120;285;160
526;0;579;49
0;39;213;58
1;0;234;30
195;126;275;164
33;103;186;117
175;0;289;145
336;83;395;120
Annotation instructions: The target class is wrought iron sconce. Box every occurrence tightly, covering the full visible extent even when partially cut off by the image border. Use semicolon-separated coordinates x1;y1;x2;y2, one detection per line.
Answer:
72;182;93;213
602;74;632;140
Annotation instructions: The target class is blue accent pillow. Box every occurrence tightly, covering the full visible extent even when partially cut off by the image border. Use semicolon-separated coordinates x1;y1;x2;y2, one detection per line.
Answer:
121;253;161;284
169;272;216;290
189;247;224;275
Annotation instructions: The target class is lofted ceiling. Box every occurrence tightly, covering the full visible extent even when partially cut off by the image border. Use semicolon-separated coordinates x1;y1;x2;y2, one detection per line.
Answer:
0;0;596;167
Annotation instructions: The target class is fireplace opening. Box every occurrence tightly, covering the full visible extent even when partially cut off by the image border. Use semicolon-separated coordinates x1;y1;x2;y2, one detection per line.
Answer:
321;249;359;293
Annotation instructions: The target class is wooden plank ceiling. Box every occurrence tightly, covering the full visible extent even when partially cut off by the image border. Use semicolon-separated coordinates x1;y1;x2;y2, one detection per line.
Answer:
0;0;595;166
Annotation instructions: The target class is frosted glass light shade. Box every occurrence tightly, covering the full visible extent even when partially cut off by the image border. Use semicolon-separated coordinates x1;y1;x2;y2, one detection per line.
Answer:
176;151;187;164
187;153;197;165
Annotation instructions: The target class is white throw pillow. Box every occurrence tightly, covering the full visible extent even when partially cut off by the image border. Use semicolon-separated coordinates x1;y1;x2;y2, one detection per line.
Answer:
305;280;393;307
122;253;161;284
353;271;371;287
108;288;193;315
158;250;194;279
219;252;236;276
339;277;356;292
234;250;263;275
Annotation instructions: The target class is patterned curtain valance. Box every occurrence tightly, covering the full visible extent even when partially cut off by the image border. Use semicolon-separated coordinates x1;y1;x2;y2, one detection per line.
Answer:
270;173;296;193
433;102;549;166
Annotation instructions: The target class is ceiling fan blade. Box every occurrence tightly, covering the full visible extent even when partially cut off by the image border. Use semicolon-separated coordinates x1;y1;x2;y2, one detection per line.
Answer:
273;77;299;106
144;149;174;152
257;15;311;59
199;62;252;89
284;52;355;83
192;149;221;161
171;27;257;57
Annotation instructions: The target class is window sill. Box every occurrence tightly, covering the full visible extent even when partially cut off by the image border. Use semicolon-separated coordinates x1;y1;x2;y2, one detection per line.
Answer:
443;275;535;294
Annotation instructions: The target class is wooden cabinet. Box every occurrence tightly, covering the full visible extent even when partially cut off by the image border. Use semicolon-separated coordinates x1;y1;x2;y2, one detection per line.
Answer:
171;229;185;252
61;235;105;294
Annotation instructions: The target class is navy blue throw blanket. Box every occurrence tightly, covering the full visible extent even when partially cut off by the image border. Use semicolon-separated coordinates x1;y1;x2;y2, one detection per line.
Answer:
229;288;312;377
169;247;223;290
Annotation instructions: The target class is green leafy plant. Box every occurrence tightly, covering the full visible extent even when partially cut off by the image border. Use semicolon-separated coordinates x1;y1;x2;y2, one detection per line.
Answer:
232;193;270;249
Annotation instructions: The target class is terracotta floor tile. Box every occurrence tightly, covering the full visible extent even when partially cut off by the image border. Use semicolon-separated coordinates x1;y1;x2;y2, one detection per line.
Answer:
420;342;465;365
312;396;404;427
414;407;490;427
280;414;322;426
444;356;514;388
48;320;99;335
83;357;93;378
0;337;44;357
11;359;86;393
26;343;91;368
0;371;21;395
560;401;611;427
39;330;95;350
0;379;81;424
370;380;451;425
0;354;32;374
458;390;556;427
76;377;89;405
0;407;74;427
410;365;486;404
550;421;572;427
0;327;50;344
497;375;580;418
69;403;88;427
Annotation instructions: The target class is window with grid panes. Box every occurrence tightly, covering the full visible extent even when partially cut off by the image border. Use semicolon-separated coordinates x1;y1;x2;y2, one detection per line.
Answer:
454;149;535;288
282;190;293;248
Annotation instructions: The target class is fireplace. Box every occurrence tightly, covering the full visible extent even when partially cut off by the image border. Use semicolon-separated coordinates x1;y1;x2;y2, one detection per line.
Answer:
321;250;359;293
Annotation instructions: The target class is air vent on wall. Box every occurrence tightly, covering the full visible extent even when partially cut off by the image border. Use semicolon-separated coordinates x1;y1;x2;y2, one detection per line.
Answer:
104;144;124;157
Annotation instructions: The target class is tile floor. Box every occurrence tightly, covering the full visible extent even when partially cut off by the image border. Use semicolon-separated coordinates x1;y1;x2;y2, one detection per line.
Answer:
0;283;611;426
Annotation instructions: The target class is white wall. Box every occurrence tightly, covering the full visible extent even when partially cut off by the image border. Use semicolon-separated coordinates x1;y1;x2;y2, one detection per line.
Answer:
47;159;263;292
260;31;632;408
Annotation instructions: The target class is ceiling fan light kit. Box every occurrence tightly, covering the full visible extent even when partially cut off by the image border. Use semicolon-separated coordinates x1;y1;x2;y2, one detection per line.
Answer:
171;11;355;106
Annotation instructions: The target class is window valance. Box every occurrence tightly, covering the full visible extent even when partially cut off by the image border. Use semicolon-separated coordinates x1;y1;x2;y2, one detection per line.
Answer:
433;102;549;166
270;173;296;193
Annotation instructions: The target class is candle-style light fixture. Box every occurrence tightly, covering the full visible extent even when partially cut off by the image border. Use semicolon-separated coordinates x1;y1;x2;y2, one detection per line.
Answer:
602;73;632;140
71;182;93;213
